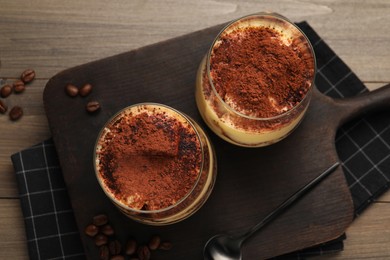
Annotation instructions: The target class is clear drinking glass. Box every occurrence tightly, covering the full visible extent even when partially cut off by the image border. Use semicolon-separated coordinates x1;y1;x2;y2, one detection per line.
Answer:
195;12;316;147
94;103;216;225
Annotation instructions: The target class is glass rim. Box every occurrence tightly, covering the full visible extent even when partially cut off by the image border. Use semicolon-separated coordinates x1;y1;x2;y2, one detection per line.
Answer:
93;102;206;215
206;12;317;121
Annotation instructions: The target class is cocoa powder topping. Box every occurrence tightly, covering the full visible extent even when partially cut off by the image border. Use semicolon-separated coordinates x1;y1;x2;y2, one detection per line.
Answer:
97;106;202;211
209;26;315;118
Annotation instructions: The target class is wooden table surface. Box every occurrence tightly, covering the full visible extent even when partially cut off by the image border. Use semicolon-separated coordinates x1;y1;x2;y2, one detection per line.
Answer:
1;1;389;259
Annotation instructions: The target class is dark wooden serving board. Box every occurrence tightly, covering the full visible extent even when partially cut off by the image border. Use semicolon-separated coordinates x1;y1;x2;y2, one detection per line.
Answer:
43;22;390;259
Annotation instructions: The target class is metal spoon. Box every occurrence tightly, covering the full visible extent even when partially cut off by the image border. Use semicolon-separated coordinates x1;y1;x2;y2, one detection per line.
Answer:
203;162;340;260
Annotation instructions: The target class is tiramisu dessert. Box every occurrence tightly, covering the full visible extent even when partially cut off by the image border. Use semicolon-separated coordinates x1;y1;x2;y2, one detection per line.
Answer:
94;103;216;225
196;13;316;147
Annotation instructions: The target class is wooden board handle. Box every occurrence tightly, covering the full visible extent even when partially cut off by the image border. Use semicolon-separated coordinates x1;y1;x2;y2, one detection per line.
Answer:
327;83;390;128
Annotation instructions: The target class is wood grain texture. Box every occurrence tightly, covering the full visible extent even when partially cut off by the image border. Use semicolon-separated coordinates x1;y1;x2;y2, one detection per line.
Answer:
318;202;390;259
0;200;29;259
0;0;389;82
0;79;51;197
0;0;389;259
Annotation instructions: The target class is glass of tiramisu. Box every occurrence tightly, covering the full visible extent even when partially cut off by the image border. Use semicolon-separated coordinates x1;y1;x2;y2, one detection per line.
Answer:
94;103;216;225
196;12;316;147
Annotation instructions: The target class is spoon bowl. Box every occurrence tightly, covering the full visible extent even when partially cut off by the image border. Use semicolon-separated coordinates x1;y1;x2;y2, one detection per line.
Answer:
204;234;243;260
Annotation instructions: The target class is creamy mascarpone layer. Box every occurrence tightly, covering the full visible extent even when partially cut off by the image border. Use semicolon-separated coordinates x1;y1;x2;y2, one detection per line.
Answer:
196;57;308;147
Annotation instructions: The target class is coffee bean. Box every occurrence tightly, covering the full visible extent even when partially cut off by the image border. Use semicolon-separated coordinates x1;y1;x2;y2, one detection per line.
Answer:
0;85;12;98
148;235;161;250
0;100;7;114
109;240;122;255
101;224;114;236
9;106;23;121
99;245;110;260
93;214;108;226
86;101;101;113
79;83;92;97
13;80;25;93
95;234;108;246
125;239;137;255
21;69;36;83
65;84;79;97
137;245;150;260
86;212;171;258
85;224;99;237
158;241;173;250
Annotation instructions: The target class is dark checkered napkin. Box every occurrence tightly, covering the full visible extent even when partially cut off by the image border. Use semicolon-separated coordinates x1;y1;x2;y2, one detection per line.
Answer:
12;140;85;260
299;22;390;216
11;22;390;259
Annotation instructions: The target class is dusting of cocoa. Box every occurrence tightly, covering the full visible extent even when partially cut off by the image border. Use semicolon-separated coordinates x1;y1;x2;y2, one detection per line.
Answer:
97;106;202;211
209;26;315;118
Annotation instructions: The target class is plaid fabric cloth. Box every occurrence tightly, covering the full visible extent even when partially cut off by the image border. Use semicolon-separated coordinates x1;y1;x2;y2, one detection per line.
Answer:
11;22;390;260
12;141;85;260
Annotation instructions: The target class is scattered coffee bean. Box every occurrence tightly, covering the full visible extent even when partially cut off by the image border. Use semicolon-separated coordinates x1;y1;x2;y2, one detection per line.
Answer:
21;69;36;83
93;214;109;226
109;240;122;255
65;84;79;97
148;235;161;251
158;241;173;250
85;224;99;237
13;80;25;93
64;83;100;115
137;245;151;260
0;69;36;123
0;85;12;98
125;239;137;255
9;106;23;121
0;100;7;114
86;213;173;259
99;245;110;260
95;234;108;247
79;83;93;97
86;101;101;113
101;224;114;236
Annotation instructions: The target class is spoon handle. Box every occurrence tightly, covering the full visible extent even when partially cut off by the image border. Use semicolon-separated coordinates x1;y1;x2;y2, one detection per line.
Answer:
242;162;340;241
